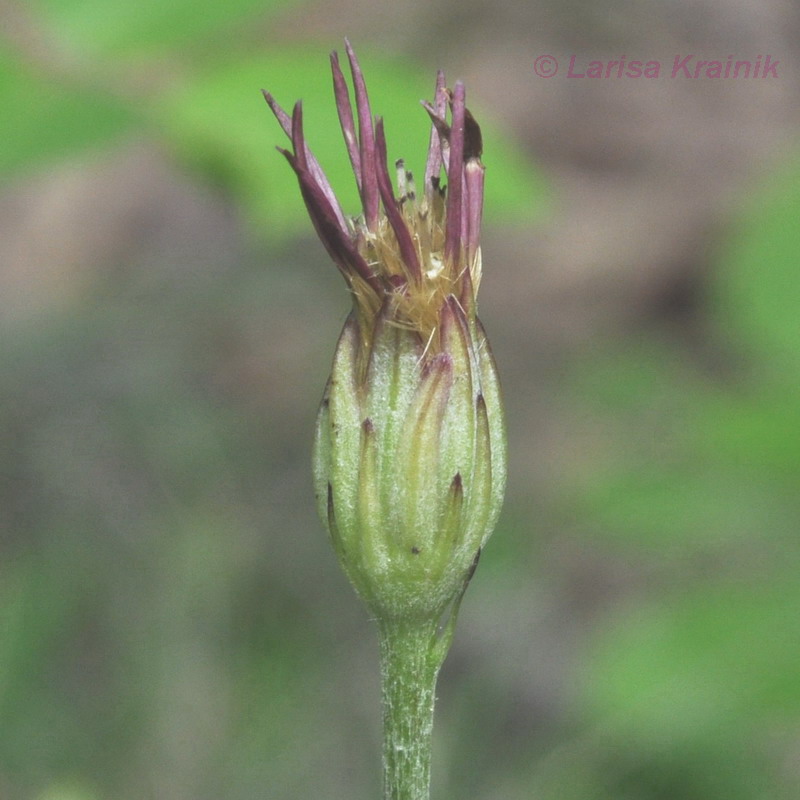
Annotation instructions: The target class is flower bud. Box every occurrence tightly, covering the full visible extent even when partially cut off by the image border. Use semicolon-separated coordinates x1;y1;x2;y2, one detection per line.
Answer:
266;42;506;620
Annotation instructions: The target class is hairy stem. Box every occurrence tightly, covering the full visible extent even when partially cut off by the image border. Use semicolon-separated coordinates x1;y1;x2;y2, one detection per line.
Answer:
378;616;445;800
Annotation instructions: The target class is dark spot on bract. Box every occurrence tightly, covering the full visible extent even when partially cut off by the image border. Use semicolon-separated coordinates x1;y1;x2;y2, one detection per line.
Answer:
466;548;482;583
463;108;483;160
411;546;420;555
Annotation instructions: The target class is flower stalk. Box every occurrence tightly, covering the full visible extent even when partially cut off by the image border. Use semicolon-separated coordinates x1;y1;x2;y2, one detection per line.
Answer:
378;616;439;800
265;40;506;800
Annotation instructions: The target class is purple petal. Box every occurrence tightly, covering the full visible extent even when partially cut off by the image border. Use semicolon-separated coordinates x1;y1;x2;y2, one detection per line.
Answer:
423;70;447;201
464;158;485;266
460;168;469;259
280;146;381;292
344;39;379;231
444;81;466;265
290;101;308;170
262;91;349;235
422;100;451;177
262;90;293;137
330;50;362;193
374;118;422;282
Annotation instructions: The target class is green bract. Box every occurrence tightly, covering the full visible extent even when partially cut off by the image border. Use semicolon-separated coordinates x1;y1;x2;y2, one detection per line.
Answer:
314;298;505;619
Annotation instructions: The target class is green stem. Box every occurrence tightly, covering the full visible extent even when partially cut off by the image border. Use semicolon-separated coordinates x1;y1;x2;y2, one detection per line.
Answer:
378;616;445;800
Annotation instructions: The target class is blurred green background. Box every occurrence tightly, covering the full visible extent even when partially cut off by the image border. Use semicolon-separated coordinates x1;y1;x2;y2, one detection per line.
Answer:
1;1;799;798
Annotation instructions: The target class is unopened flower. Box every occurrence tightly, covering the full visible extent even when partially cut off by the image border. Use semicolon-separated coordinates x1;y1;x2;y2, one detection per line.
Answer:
265;42;506;621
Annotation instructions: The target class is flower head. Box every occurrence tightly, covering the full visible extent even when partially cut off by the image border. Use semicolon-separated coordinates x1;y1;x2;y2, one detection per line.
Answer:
264;41;486;354
265;42;505;619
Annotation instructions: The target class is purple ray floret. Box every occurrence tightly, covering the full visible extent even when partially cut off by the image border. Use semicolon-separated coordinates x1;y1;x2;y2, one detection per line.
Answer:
262;90;348;235
423;70;447;203
444;82;466;265
344;39;380;232
263;41;486;328
330;50;362;192
374;118;422;282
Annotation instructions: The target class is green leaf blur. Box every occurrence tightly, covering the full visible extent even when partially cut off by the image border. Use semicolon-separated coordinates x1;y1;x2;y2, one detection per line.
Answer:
36;0;304;57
